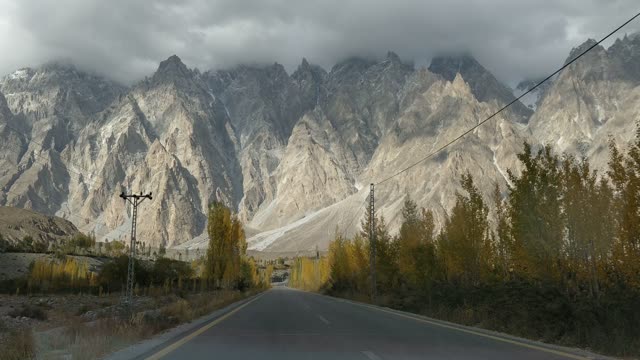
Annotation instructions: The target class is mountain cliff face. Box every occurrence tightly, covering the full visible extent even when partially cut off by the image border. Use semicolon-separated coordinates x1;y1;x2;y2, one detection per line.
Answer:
528;35;640;171
2;36;639;253
429;55;533;122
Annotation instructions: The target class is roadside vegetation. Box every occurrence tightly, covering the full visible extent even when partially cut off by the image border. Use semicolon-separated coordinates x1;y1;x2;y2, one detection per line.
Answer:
0;201;270;359
291;128;640;357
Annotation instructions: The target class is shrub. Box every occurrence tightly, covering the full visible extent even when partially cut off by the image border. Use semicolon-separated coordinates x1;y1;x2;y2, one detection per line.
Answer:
9;304;47;320
28;257;96;291
151;258;194;286
68;233;96;249
99;255;149;292
0;233;7;253
2;329;35;360
104;240;126;257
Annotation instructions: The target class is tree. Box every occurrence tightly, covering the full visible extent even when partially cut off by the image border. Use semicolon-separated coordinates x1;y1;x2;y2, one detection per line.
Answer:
607;134;640;286
374;215;399;292
328;232;352;291
205;202;247;289
492;184;512;279
439;173;492;286
158;242;167;258
397;195;437;291
507;143;564;283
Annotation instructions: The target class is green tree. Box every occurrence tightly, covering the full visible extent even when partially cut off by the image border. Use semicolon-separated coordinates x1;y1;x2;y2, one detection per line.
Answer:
607;132;640;286
439;173;492;286
397;195;437;291
376;215;400;292
507;143;564;283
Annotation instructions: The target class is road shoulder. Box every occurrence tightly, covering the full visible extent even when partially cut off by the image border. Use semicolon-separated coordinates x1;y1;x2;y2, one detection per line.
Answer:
104;290;267;360
295;288;615;360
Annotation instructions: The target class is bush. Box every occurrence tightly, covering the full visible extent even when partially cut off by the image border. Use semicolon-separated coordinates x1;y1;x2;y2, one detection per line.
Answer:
99;255;149;292
68;233;96;249
9;304;47;320
28;257;96;291
0;233;6;253
105;240;126;257
151;258;194;286
2;329;35;360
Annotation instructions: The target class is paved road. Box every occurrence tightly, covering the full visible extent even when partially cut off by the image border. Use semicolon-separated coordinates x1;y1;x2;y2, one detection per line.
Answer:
143;287;594;360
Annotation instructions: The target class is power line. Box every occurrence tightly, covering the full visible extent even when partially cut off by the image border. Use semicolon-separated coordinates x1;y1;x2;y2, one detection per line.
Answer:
336;11;640;239
374;11;640;186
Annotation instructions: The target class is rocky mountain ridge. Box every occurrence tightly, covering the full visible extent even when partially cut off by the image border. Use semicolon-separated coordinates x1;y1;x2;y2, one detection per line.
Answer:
1;35;639;254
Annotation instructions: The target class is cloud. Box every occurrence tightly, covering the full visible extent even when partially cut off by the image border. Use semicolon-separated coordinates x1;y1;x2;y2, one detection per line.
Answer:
0;0;638;84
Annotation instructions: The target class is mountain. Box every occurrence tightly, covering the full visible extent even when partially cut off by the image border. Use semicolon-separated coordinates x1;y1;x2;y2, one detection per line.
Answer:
0;206;80;245
1;37;639;254
514;78;553;111
528;35;640;170
429;55;533;122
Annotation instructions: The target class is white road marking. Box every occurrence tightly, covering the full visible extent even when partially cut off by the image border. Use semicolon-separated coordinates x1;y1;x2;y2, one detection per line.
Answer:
317;314;330;325
362;350;382;360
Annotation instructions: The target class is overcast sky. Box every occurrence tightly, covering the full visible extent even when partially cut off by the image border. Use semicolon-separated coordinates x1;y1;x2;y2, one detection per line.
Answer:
0;0;638;85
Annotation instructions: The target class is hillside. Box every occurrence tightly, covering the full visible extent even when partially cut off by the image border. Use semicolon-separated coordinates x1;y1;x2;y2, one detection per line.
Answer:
0;206;80;246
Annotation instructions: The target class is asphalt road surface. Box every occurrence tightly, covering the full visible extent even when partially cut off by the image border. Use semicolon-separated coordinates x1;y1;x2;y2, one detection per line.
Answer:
142;286;594;360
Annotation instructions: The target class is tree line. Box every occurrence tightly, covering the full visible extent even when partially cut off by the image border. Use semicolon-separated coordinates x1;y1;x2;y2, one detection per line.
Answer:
293;128;640;356
2;202;270;295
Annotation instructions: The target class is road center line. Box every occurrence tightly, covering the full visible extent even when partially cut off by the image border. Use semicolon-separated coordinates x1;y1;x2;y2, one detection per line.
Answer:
361;350;382;360
317;314;330;325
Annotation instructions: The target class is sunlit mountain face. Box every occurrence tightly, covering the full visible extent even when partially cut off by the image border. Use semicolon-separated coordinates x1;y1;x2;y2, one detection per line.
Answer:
2;34;640;253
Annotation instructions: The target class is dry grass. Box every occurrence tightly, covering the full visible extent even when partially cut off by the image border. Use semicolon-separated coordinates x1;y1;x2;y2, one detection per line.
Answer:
36;290;259;359
2;329;35;360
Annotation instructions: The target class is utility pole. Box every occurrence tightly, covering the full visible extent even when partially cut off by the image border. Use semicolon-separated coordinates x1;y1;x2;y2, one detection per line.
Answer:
119;191;152;305
369;183;376;304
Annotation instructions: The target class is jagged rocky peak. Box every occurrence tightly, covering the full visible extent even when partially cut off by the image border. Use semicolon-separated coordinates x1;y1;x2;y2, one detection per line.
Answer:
292;58;327;80
292;58;327;106
150;54;197;87
383;51;414;70
564;39;602;65
429;54;532;122
377;51;414;74
1;61;126;130
428;54;476;82
4;37;640;253
608;32;640;82
386;50;401;62
330;56;377;78
157;54;190;74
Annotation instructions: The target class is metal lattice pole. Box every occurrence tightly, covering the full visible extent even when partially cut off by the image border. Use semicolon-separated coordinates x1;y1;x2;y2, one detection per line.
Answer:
120;192;152;305
369;183;376;304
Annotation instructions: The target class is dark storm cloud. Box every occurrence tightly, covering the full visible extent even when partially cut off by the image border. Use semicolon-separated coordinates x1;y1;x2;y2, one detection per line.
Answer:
0;0;638;84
